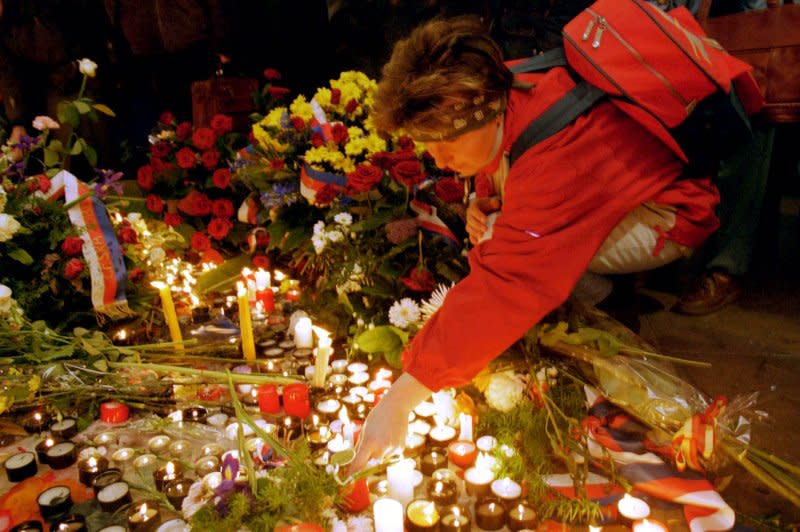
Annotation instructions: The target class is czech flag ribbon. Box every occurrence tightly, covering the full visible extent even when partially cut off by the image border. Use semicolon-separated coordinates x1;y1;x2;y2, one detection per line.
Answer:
45;170;132;321
299;163;346;204
410;199;460;248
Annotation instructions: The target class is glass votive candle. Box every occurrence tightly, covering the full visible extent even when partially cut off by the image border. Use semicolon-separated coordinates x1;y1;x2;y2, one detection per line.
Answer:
404;432;426;457
617;493;651;527
420;447;449;476
195;455;220;477
36;485;73;520
311;448;330;467
278;415;302;441
474;497;506;531
202;472;222;491
96;481;132;513
464;466;495;498
440;504;471;532
127;500;161;532
153;461;183;492
405;499;440;532
490;477;522;507
447;440;478;468
165;478;194;509
49;417;78;440
507;501;537;531
427;477;459;506
45;442;77;470
147;435;171;455
182;406;208;424
307;425;334;450
368;477;390;497
78;455;109;486
200;443;223;459
94;432;117;446
133;453;158;473
168;439;191;459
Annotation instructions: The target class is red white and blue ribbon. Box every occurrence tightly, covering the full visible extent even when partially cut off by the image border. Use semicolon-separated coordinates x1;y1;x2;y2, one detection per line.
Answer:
410;198;460;247
46;170;132;320
299;163;347;204
311;99;334;142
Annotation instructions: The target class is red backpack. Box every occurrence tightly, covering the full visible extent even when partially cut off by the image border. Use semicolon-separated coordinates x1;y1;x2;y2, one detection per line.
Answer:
508;0;765;174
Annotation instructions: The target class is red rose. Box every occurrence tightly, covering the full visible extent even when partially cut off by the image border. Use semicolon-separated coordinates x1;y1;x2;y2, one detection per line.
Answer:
146;194;164;214
118;226;138;244
191;231;211;251
192;127;217;150
256;232;270;248
347;164;383;193
176;147;197;169
268;86;290;100
178;190;212;216
61;236;84;257
164;212;183;227
398;135;416;152
210;114;233;135
263;68;282;80
137;165;154;190
391;159;426;188
201;149;221;170
314;184;338;206
28;173;51;193
150;142;171;158
212;168;231;189
150;157;171;175
434;177;463;203
291;117;305;131
345;99;359;114
212;198;234;218
369;151;393;170
176;121;193;141
252;254;270;269
159;111;175;125
331;123;349;145
207;217;233;240
310;132;324;147
330;88;341;105
401;266;436;292
270;159;285;170
388;149;419;165
128;267;145;284
64;258;85;280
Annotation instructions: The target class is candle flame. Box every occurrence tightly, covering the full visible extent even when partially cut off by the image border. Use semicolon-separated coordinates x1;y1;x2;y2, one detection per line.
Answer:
139;502;148;515
423;501;436;517
34;412;42;421
434;481;444;494
166;462;175;475
88;457;97;467
338;406;351;424
46;438;54;446
151;281;166;289
237;281;247;297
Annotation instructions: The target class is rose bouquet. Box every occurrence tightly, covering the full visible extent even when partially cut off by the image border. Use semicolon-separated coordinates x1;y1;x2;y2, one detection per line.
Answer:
135;112;251;263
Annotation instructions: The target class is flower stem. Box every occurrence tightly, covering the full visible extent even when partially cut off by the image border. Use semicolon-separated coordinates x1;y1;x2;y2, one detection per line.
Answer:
108;361;300;384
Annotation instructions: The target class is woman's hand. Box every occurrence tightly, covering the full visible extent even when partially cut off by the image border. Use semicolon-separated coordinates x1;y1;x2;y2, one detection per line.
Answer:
466;196;501;245
348;373;432;474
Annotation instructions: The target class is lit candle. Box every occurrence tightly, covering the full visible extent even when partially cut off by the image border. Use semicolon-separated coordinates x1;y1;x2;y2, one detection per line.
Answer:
406;499;440;532
148;435;172;455
202;472;222;491
77;455;109;486
420;448;448;476
35;437;58;464
127;501;160;532
404;432;426;457
313;333;332;388
507;501;537;531
458;413;473;441
386;458;416;507
50;417;78;440
475;498;506;530
440;504;471;532
237;282;256;361
464;465;495;497
426;478;458;506
490;477;522;506
414;401;437;421
195;455;220;477
294;317;313;348
326;433;352;454
476;435;497;453
632;518;669;532
617;493;651;527
347;372;370;386
428;419;457;448
153;461;182;492
373;498;404;532
255;269;271;290
165;478;194;509
447;440;478;468
152;281;183;354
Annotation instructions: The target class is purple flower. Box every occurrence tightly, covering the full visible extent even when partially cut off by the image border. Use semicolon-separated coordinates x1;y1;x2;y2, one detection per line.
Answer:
14;135;41;153
94;168;124;198
260;182;298;209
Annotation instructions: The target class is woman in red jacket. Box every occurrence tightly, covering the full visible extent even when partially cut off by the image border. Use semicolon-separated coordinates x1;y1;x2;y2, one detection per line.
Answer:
350;15;720;471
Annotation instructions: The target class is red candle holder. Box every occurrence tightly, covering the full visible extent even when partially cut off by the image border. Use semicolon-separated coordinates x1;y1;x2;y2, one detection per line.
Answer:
257;384;281;414
339;477;370;513
100;401;129;424
257;289;275;312
447;440;478;469
283;383;311;418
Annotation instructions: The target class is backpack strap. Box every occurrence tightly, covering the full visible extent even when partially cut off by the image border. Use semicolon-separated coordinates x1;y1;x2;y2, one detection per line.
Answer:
509;81;606;166
509;47;568;73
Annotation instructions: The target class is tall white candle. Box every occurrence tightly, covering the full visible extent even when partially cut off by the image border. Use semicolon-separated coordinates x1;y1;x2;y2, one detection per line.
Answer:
254;269;271;290
386;458;416;508
313;335;333;388
294;317;313;348
373;498;404;532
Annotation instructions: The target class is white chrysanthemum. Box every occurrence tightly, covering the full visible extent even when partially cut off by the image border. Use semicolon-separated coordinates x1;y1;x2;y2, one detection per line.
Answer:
485;370;526;413
0;213;22;242
334;212;353;226
388;298;421;329
326;230;344;243
420;283;454;323
346;516;374;532
181;480;207;520
312;234;327;254
313;220;326;236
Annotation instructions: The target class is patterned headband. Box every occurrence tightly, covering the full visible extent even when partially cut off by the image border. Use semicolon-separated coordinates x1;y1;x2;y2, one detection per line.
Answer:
411;95;506;142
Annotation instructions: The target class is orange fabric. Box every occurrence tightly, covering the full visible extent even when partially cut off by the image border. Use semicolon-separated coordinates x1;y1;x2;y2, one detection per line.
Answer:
404;68;719;391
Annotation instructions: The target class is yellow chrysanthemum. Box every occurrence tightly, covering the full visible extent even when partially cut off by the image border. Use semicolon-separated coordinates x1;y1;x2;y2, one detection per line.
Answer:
253;123;289;154
262;107;287;129
347;126;365;140
313;87;332;109
290;95;314;122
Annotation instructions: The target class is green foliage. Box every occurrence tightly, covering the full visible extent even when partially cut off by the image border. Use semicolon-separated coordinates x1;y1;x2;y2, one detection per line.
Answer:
354;325;408;368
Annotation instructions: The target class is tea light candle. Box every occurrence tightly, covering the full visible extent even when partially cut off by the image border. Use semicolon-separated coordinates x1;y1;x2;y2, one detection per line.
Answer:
315;396;342;418
91;468;123;495
153;461;182;492
200;443;223;458
50;417;78;440
78;456;109;486
35;437;58;464
46;442;77;470
347;372;370;386
490;477;522;506
387;458;416;507
148;435;172;454
331;359;349;374
36;485;72;519
406;499;440;532
369;379;392;392
111;447;135;468
294;317;313;348
347;362;368;374
308;425;334;450
50;514;87;532
169;439;191;458
94;432;117;446
311;448;330;467
202;471;223;491
476;435;497;453
447;440;478;468
127;501;161;532
429;424;457;448
404;432;426;457
195;455;220;477
414;401;437;421
134;453;158;472
475;498;506;530
155;518;189;532
507;501;537;531
408;420;431;437
374;498;404;532
98;527;128;532
100;401;130;424
617;493;651;526
464;465;495;497
165;478;194;509
22;411;49;434
420;448;448;476
182;406;208;424
97;481;132;513
206;412;228;428
440;505;471;532
369;477;390;497
353;402;369;420
427;478;458;506
632;518;669;532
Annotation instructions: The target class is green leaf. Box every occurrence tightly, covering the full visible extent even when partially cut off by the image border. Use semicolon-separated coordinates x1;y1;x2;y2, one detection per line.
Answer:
329;448;355;466
70;140;84;156
93;359;109;371
44;149;60;167
83;144;97;167
384;347;403;369
282;226;310;252
57;102;80;128
7;248;34;265
74;100;91;114
92;103;116;117
354;325;403;354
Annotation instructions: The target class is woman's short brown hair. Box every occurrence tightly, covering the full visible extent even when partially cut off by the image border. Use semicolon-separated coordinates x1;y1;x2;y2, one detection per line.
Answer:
373;15;514;141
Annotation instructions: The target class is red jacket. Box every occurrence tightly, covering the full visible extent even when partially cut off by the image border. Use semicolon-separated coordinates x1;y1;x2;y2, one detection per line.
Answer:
403;67;719;392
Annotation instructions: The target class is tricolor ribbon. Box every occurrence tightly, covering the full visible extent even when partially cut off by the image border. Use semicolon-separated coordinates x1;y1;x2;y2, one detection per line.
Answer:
238;195;261;225
311;98;334;142
299;163;346;204
673;397;727;473
410;198;460;248
45;170;133;321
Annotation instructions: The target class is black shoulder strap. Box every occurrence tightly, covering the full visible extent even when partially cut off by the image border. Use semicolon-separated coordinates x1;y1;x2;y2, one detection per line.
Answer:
508;47;606;166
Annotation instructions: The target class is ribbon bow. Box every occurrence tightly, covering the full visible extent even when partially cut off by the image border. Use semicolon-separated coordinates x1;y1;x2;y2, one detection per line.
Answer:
672;396;727;473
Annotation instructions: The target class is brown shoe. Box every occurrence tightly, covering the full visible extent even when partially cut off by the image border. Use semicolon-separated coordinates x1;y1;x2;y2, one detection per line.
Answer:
674;271;742;316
